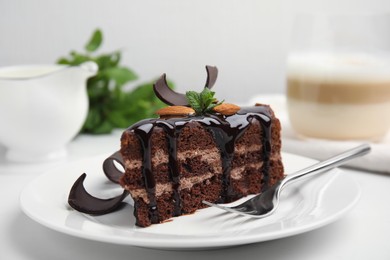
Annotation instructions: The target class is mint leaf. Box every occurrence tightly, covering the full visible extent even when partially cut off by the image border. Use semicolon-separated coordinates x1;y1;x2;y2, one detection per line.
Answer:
186;91;202;114
200;87;215;108
85;29;103;52
186;88;222;115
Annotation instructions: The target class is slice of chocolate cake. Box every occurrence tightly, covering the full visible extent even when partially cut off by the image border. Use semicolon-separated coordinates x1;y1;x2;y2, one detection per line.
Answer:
118;66;284;227
119;105;283;227
68;65;284;228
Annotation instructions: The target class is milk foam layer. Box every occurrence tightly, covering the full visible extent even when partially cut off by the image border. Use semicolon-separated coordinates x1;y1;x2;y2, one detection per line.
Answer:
287;52;390;82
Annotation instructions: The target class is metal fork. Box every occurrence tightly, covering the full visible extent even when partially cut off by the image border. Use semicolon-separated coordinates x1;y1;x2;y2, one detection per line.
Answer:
202;144;371;218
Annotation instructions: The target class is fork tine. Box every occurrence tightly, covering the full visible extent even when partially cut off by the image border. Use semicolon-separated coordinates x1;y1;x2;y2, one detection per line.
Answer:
231;205;250;211
202;200;217;208
202;200;227;211
222;207;259;216
202;200;256;216
202;201;235;213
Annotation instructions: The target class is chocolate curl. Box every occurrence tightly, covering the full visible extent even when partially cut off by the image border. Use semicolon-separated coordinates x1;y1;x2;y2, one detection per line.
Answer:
153;65;218;106
103;151;125;184
153;74;188;106
205;65;218;89
68;173;129;215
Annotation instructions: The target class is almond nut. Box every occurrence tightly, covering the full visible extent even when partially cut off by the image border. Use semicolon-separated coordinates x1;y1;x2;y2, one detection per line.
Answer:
212;103;240;115
156;106;195;116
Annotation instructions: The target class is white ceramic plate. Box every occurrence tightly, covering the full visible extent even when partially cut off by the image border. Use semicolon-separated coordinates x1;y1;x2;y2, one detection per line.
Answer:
20;152;360;250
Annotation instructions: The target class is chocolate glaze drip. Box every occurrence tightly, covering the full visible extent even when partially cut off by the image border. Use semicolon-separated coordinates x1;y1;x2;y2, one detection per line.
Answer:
128;105;272;223
207;107;272;201
158;121;182;216
68;173;129;215
133;123;159;223
238;107;272;191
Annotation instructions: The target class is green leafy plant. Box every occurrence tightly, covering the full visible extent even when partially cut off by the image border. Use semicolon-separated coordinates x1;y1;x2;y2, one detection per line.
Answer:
185;87;223;115
57;29;172;134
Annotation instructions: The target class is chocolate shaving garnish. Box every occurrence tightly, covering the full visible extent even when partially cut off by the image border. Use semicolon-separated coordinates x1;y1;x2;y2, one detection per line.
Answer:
103;151;125;184
153;65;218;106
68;173;129;215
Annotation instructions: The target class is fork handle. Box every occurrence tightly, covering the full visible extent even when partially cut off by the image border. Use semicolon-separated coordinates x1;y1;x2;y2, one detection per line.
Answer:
281;144;371;188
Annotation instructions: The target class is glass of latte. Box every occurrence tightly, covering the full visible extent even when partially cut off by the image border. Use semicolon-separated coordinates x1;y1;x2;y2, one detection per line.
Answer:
286;13;390;140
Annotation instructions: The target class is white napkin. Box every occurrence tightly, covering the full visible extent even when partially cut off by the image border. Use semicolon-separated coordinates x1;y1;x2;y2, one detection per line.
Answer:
249;94;390;174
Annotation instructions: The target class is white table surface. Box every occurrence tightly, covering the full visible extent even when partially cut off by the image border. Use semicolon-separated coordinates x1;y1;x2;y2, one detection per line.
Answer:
0;130;389;260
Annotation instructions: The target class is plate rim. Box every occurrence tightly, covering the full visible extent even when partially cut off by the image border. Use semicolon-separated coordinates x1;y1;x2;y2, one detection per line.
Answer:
19;152;361;249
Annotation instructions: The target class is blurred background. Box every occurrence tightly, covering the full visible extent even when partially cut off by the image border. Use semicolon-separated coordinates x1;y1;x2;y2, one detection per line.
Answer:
1;0;390;103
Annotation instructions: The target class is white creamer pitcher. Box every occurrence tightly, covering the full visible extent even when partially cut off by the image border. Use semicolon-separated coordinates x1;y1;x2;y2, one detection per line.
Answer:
0;61;98;162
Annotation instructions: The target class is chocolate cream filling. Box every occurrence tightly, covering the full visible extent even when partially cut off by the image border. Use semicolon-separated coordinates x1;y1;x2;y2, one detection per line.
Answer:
123;144;262;170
